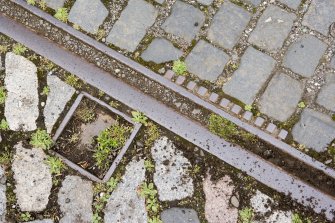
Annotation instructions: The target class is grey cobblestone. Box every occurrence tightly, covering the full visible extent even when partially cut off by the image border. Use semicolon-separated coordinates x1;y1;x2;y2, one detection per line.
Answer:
278;0;301;10
316;73;335;112
208;1;251;49
249;5;296;52
197;0;214;6
44;0;65;10
223;47;276;105
283;35;327;77
186;40;229;82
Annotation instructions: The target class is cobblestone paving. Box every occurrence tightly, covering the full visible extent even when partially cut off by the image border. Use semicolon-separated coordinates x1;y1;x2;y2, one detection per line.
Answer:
25;0;335;153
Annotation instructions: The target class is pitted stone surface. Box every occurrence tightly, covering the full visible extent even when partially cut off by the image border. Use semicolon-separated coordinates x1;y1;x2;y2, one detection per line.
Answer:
208;1;251;49
44;75;75;133
161;208;200;223
259;73;303;122
5;52;39;131
316;74;335;111
58;176;93;223
223;47;276;105
292;108;335;152
44;0;65;10
107;0;158;52
197;0;214;5
203;175;238;223
266;211;292;223
278;0;300;9
12;143;52;212
151;137;194;201
27;220;54;223
283;35;327;77
162;0;205;42
68;0;108;34
104;160;147;223
0;167;6;223
250;190;273;214
302;0;335;36
249;5;296;51
185;40;229;82
241;0;262;6
141;38;183;64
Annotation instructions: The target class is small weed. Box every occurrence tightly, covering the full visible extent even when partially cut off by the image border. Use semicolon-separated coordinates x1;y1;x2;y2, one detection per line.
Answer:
38;0;47;10
96;29;106;41
65;74;81;88
94;122;132;169
73;24;80;30
131;111;148;126
148;216;163;223
98;90;104;97
30;129;53;150
238;207;253;223
20;212;32;222
190;164;201;176
144;122;160;147
45;156;67;175
0;44;8;54
69;132;80;144
146;197;159;212
76;106;96;123
139;182;157;199
209;114;238;139
0;87;6;105
298;101;306;108
244;104;252;112
0;119;9;131
92;213;103;223
54;8;69;22
41;86;50;96
12;43;27;55
332;114;335;121
172;60;187;75
109;100;120;108
0;150;12;166
291;213;311;223
27;0;36;5
144;160;155;172
106;177;119;191
28;54;38;61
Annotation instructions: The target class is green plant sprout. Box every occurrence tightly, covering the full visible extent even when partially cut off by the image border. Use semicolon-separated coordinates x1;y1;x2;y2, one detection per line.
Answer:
244;104;252;112
131;110;148;126
27;0;36;6
45;156;67;175
0;119;9;131
54;8;69;22
172;60;187;75
12;43;27;55
144;160;155;172
298;101;306;108
41;86;50;96
0;87;6;105
30;129;53;150
238;207;253;223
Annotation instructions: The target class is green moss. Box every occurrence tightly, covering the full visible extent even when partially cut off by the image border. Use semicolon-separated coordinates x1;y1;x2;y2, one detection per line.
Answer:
172;60;187;76
239;207;253;223
45;156;67;175
12;43;27;55
54;8;69;22
0;119;9;131
30;129;53;150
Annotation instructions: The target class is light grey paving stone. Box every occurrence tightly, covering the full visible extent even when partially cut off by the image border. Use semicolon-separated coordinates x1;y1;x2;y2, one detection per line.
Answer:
12;143;52;212
44;0;65;10
266;123;277;133
161;208;200;223
292;108;335;152
58;176;93;223
185;40;229;82
197;0;214;6
249;5;296;52
107;0;158;52
27;220;53;223
197;86;208;96
162;1;205;42
278;129;288;140
283;35;327;77
259;73;303;122
208;1;251;49
254;117;265;127
231;104;242;114
243;111;253;121
265;211;292;223
164;70;175;79
44;75;75;133
5;52;39;131
187;81;197;91
0;167;6;223
104;160;147;223
219;98;231;108
209;93;219;102
316;73;335;112
203;174;238;223
141;38;182;64
68;0;108;34
331;56;335;69
302;0;335;36
151;137;194;201
250;190;273;214
278;0;301;9
241;0;262;6
223;47;276;105
176;76;186;85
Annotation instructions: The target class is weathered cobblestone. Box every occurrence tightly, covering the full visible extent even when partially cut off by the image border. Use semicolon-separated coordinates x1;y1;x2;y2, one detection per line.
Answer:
241;0;262;6
208;1;251;49
259;73;303;122
162;0;205;42
316;73;335;112
278;0;301;9
44;0;65;10
302;0;335;36
330;56;335;69
161;208;200;223
107;0;158;52
283;35;327;77
249;5;296;52
185;40;229;82
223;47;276;105
68;0;108;34
141;38;182;64
292;108;335;152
